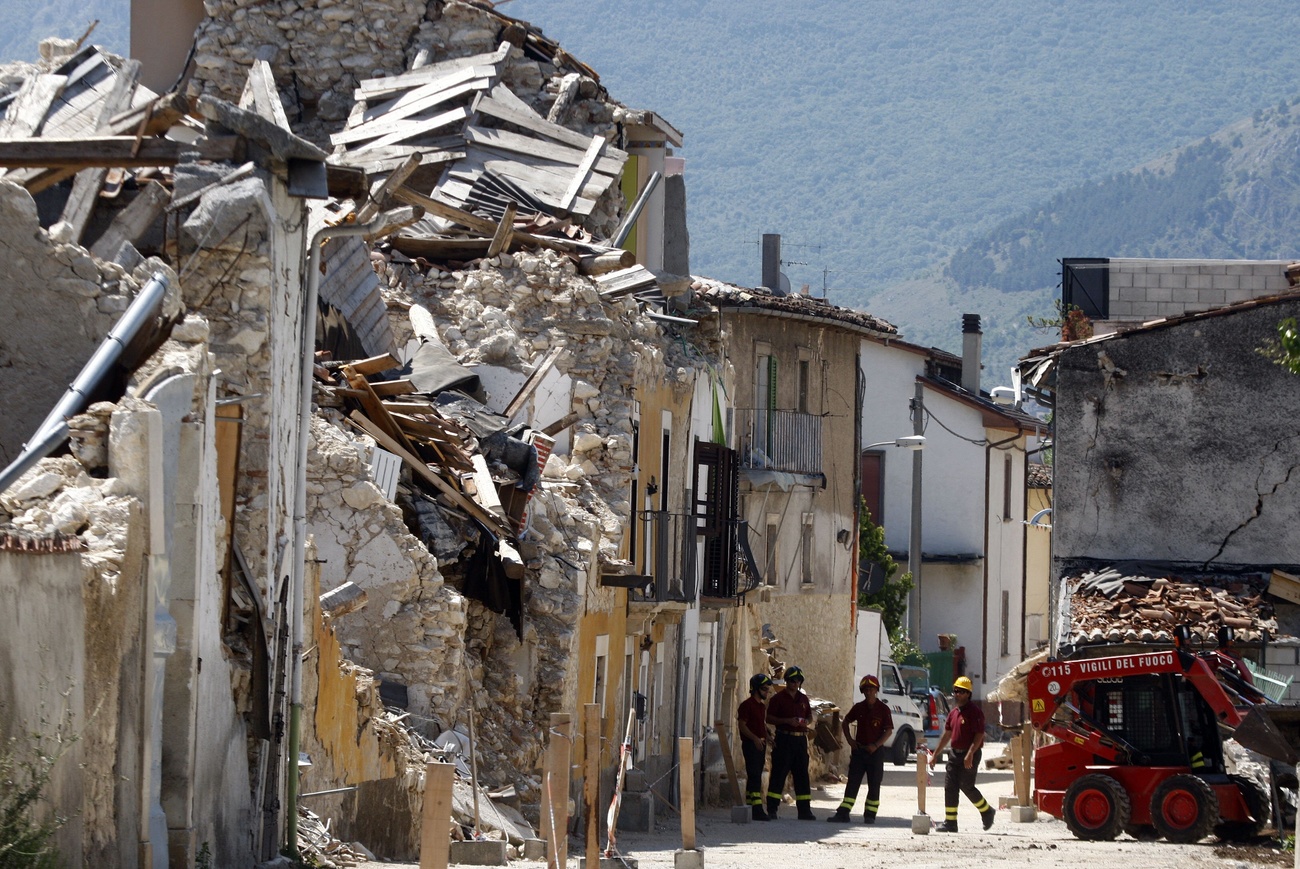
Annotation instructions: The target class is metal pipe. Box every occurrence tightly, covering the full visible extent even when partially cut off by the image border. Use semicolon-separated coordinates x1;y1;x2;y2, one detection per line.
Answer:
612;171;662;248
0;272;168;495
285;206;422;857
299;785;360;798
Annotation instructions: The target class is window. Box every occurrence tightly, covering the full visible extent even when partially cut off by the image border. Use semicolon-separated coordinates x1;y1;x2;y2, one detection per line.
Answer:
594;634;609;716
798;358;810;413
1003;453;1013;520
1062;257;1110;320
765;513;779;587
801;512;815;585
1000;590;1010;657
860;451;884;527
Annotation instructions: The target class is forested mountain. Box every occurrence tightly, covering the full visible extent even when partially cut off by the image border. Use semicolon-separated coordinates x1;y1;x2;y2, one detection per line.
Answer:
0;0;125;64
7;1;1300;381
505;0;1300;377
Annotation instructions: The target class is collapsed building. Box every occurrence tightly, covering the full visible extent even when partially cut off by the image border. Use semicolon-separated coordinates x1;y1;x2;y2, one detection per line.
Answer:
0;3;869;866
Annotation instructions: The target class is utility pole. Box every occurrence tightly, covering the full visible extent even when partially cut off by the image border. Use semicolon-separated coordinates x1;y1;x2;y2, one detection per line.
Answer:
908;381;924;641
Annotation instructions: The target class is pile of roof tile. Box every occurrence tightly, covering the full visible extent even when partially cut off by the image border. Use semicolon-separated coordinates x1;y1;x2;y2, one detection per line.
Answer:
1065;567;1275;647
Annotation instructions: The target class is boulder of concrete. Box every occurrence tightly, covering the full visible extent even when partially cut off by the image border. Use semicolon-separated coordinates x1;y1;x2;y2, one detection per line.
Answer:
674;849;703;869
449;839;508;866
911;813;931;834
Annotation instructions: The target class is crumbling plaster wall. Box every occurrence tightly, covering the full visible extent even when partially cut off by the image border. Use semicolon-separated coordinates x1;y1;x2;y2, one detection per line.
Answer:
307;417;468;721
1054;299;1300;570
0;179;139;466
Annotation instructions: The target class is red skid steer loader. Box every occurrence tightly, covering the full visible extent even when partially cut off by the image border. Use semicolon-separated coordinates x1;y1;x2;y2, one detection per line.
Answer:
1027;637;1300;843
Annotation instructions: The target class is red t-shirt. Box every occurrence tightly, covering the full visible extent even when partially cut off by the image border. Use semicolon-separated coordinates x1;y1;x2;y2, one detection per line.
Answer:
766;688;811;731
944;701;985;751
844;698;893;745
737;696;768;742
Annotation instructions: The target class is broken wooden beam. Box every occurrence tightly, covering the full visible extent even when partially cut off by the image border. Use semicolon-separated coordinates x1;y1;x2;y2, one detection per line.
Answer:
502;344;563;422
320;581;368;617
0;135;241;168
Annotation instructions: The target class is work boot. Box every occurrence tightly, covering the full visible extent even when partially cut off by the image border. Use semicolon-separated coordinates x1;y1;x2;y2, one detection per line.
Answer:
797;808;817;821
826;808;851;823
862;812;876;824
982;807;996;830
751;805;769;822
766;803;779;820
936;821;958;833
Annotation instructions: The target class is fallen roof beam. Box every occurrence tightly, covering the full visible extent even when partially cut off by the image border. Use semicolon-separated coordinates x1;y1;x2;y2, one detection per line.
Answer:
0;135;241;168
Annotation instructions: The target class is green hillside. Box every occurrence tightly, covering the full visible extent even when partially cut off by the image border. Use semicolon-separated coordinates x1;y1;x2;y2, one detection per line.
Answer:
506;0;1300;371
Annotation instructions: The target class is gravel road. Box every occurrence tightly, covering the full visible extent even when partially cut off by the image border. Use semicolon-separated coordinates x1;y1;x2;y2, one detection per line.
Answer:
361;743;1292;869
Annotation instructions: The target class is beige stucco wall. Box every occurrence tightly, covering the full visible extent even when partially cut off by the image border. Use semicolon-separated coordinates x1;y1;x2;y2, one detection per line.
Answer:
1025;486;1051;651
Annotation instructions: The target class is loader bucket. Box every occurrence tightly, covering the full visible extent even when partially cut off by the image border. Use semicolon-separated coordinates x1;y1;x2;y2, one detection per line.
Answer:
1232;705;1300;764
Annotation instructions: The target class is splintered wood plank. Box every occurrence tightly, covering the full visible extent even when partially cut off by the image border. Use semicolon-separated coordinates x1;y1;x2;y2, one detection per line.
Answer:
0;135;239;169
558;136;608;212
486;200;516;258
239;59;291;129
348;353;400;376
334;104;470;150
474;150;599;215
391;185;577;253
463;125;624;175
369;379;417;397
347;411;510;539
597;265;658;299
471;90;595;151
328;145;463;175
355;152;422;223
389;236;493;260
60;59;141;243
357;41;511;100
0;74;67;139
502;343;563;422
353;66;495;127
341;365;415;451
89;179;170;259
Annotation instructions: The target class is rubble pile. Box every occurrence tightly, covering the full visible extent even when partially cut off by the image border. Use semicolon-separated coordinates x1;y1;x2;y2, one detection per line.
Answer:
1066;568;1276;647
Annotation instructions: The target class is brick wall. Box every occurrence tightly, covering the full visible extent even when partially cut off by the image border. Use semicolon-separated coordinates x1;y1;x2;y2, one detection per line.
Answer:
1102;258;1293;330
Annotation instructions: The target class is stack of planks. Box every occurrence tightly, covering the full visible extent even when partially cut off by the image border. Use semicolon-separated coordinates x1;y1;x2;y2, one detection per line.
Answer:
332;40;628;234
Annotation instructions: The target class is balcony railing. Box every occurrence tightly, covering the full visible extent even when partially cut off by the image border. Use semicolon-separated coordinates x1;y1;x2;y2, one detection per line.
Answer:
734;408;823;475
636;509;697;603
633;513;762;604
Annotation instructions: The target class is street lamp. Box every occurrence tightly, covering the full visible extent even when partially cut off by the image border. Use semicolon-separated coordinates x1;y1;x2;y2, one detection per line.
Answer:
863;435;926;451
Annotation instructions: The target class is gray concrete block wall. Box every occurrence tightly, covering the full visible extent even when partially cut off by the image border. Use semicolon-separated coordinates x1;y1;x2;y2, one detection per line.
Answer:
1102;259;1293;326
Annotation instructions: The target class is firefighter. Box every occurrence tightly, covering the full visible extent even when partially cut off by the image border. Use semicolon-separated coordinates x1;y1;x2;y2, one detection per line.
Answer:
929;676;995;832
737;673;774;820
828;674;894;823
765;665;816;819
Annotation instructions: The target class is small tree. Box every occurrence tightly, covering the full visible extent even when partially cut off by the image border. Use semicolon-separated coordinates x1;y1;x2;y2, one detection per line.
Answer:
856;500;922;663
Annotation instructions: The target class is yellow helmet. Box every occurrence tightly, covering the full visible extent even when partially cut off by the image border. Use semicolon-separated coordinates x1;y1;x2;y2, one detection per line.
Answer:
953;676;974;692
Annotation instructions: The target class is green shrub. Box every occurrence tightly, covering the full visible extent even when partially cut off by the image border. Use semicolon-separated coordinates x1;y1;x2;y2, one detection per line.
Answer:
0;725;72;869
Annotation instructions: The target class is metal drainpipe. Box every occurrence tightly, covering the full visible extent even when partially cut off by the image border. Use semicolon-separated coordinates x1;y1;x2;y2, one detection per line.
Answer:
285;207;421;857
0;272;169;495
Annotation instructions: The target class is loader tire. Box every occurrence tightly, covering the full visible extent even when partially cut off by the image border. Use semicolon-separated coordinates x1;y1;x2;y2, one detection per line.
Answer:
1063;774;1130;841
1214;774;1269;842
1151;774;1218;844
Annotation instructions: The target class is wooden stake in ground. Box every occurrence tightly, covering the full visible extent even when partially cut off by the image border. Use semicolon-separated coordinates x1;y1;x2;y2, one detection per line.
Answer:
542;713;572;869
714;720;744;807
678;737;696;851
584;704;600;869
419;761;455;869
911;747;931;835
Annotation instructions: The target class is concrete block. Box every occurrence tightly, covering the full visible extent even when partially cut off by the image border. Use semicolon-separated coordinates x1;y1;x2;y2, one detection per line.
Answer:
1197;288;1227;305
674;849;704;869
449;840;508;866
616;790;654;832
911;813;931;834
623;769;648;792
1012;805;1038;823
1211;274;1240;290
1158;272;1186;289
731;805;751;824
580;858;639;869
522;839;546;860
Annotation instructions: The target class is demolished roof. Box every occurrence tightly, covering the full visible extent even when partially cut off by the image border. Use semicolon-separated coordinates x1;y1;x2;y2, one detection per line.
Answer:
1062;566;1280;651
691;278;898;338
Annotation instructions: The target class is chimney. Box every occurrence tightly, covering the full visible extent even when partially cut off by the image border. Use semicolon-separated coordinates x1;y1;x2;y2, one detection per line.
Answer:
761;234;784;295
961;313;982;395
